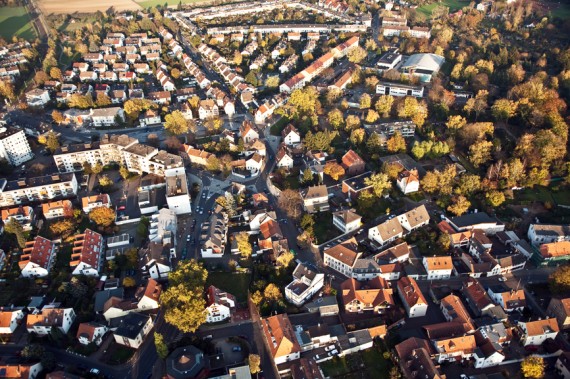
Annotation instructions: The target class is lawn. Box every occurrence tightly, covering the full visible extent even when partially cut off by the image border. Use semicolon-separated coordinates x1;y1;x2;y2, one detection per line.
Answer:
206;271;251;303
313;212;342;245
136;0;211;8
0;6;37;41
417;0;467;17
321;345;393;379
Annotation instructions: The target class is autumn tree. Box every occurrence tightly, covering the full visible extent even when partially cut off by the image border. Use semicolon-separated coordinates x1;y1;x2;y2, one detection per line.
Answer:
486;190;506;207
264;283;282;302
248;354;261;375
360;93;371;109
124;99;155;120
161;260;208;333
235;232;252;258
323;161;345;181
68;94;94;109
164;110;189;135
365;76;379;91
464;90;488;120
234;51;242;65
89;206;116;228
170;68;181;79
52;110;64;125
205;117;223;134
4;219;26;248
445;115;467;133
98;175;113;189
345;115;361;131
375;95;394;118
364;173;391;197
328;109;344;130
123;277;136;287
468;140;493;167
491;99;517;124
365;109;379;124
206;155;220;172
276;250;294;268
96;92;111;107
50;219;75;238
521;356;544;379
44;131;60;153
549;266;570;293
386;132;406;153
278;189;303;220
447;195;471;216
397;97;428;127
456;174;481;196
155;332;169;359
347;46;367;63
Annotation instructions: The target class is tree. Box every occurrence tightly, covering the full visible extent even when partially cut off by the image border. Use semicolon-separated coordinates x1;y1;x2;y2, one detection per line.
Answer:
521;356;544;379
486;190;505;207
235;232;252;258
364;173;391;197
323;161;345;181
45;131;60;153
52;110;64;125
276;250;294;268
365;76;379;91
124;99;155;120
161;260;208;333
0;81;16;101
205;117;223;134
360;93;371;109
468;140;493;167
50;219;75;237
550;266;570;294
119;165;130;180
264;283;282;302
302;168;314;183
245;71;259;86
123;277;136;287
234;51;242;65
98;175;113;188
397;97;428;127
491;99;517;124
4;219;26;248
89;206;116;228
155;332;169;359
328;109;344;129
206;155;220;172
464;90;488;120
445;115;467;133
34;71;49;85
365;109;379;124
383;162;403;180
171;68;181;79
345;115;361;131
350;129;366;145
347;46;367;63
69;94;94;109
457;174;481;195
96;92;111;107
164;110;189;135
447;195;471;216
248;354;261;375
92;162;103;175
278;189;303;220
386;132;406;153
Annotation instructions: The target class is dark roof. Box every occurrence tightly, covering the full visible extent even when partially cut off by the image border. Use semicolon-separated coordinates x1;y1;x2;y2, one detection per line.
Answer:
450;212;500;228
114;312;150;339
94;288;124;313
166;345;206;379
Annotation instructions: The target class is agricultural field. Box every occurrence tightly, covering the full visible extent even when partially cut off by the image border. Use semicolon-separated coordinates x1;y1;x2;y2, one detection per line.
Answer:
0;6;37;41
37;0;142;14
416;0;467;17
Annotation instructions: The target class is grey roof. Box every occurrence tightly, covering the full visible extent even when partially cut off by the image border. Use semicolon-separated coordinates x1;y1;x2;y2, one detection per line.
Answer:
450;212;500;228
114;312;151;339
95;288;124;313
401;53;444;73
166;345;206;379
304;296;338;312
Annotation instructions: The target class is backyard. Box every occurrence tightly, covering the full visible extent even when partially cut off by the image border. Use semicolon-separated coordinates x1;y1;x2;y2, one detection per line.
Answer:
321;344;393;379
417;0;467;17
206;271;251;303
0;6;37;41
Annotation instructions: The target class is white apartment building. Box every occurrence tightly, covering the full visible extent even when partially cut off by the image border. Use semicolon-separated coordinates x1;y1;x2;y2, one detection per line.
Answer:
368;218;403;247
91;107;125;127
205;285;236;323
26;307;76;336
528;224;570;246
53;143;104;172
0;309;24;334
25;88;50;107
149;208;177;245
376;82;424;98
332;209;362;234
518;319;559;346
0;173;78;208
285;263;325;306
165;167;192;214
0;127;33;166
323;239;361;278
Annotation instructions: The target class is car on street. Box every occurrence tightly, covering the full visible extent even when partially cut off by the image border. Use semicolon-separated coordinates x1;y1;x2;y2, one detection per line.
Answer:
498;277;507;282
232;346;242;352
89;368;100;375
187;235;191;242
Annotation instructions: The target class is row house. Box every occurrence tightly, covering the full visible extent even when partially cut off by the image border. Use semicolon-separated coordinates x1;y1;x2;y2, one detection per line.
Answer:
547;298;570;330
440;294;475;332
254;93;287;123
148;91;171;104
528;223;570;246
518;318;559;346
422;256;453;280
0;309;25;334
70;229;104;276
53;143;104;172
241;41;258;56
261;314;301;365
201;205;228;258
487;285;526;312
156;67;176;91
0;173;78;208
433;335;476;363
19;236;57;278
280;54;299;74
198;99;219;120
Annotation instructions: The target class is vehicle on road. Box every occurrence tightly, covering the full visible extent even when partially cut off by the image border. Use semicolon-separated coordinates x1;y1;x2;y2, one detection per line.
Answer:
187;235;191;242
498;277;507;282
89;369;100;375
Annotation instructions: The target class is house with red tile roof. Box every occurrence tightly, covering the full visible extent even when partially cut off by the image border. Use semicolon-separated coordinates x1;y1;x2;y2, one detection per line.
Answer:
76;322;108;346
0;309;24;334
19;236;57;278
341;277;394;314
81;194;111;214
70;229;104;277
1;206;34;231
261;314;301;365
341;150;365;176
205;285;236;323
397;276;428;318
0;363;42;379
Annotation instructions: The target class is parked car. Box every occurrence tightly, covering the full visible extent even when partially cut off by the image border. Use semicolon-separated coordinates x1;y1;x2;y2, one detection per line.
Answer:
232;346;242;352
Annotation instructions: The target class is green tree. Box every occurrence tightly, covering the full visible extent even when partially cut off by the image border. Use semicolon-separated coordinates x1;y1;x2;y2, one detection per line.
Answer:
447;195;471;216
248;354;261;375
521;356;544;379
155;332;169;359
164;110;189;135
89;206;116;228
161;260;208;333
364;173;391;197
235;232;252;258
4;219;26;248
456;174;481;195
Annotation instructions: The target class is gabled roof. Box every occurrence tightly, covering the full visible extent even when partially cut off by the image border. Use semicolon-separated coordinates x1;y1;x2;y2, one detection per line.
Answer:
333;209;361;225
435;335;476;355
261;314;301;359
374;218;403;241
76;321;106;342
424;256;452;271
324;238;360;267
341;149;364;167
397;276;427;308
520;318;559;336
341;277;394;308
282;123;299;138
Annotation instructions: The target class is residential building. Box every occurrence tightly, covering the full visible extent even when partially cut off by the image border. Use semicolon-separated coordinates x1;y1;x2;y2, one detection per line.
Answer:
395;338;443;379
113;312;153;349
205;285;236;323
433;335;476;363
397;277;428;318
374;242;410;264
445;212;505;235
239;121;259;143
397;205;430;232
332;209;361;234
341;277;394;314
285;263;324;307
376;48;402;70
487;285;526;312
183;145;214;167
301;185;329;213
282;124;301;146
396;169;420;194
166;345;208;379
0;173;78;208
0;363;42;379
276;144;294;169
198;99;219;120
440;294;475;332
91;107;125;127
323;238;361;277
76;322;108;346
423;256;453;280
0;127;33;166
53;143;104;172
555;352;570;379
165;167;192;215
461;277;496;317
528;224;570;246
261;314;301;365
139;109;161;127
342;171;373;200
201;205;228;258
70;229;104;276
149;208;177;246
540;241;570;261
376;82;424;98
341;150;365;176
1;206;34;230
0;309;24;334
81;194;111;214
142;242;173;280
547;298;570;330
19;236;57;278
25;88;50;107
518;318;559;346
26;307;76;336
368;218;403;247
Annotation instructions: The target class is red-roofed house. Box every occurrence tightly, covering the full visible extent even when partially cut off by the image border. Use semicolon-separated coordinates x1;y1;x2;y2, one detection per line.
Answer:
70;229;104;276
81;194;111;214
397;276;428;318
1;206;34;231
205;285;236;323
77;322;108;346
341;150;365;176
19;236;57;278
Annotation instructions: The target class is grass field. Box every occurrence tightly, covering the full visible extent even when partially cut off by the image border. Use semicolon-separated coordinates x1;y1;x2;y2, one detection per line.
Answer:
136;0;213;8
321;346;392;379
206;271;251;303
417;0;467;17
38;0;141;14
0;6;37;41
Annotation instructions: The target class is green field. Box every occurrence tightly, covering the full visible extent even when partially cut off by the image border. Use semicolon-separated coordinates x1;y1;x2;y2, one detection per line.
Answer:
137;0;211;8
321;346;392;379
417;0;467;17
206;272;251;303
0;6;37;41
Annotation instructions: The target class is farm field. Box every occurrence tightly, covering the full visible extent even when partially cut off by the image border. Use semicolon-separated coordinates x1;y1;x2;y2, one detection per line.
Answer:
417;0;467;17
37;0;142;14
0;6;37;41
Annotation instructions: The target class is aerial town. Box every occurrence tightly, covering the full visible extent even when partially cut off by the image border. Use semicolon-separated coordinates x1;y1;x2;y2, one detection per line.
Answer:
0;0;569;378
